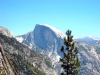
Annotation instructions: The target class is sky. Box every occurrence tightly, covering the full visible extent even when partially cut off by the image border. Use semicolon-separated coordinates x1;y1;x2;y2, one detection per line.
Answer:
0;0;100;37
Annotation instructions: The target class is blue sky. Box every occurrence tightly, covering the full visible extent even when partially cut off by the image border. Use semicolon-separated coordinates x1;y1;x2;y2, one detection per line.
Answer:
0;0;100;37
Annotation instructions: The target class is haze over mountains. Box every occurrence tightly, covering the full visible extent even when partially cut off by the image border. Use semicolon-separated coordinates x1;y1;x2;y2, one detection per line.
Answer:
0;24;100;75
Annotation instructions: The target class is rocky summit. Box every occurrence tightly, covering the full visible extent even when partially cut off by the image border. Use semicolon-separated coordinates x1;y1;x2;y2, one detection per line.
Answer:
0;26;13;38
16;24;100;75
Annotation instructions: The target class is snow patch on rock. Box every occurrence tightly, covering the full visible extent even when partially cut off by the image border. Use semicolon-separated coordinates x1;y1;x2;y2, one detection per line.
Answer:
16;37;23;43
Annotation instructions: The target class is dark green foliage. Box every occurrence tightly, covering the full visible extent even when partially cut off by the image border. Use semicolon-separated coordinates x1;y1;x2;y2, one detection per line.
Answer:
0;33;46;75
60;30;80;75
0;33;23;52
12;53;45;75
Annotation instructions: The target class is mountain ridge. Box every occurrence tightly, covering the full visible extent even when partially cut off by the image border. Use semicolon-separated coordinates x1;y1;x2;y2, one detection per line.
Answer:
1;24;100;75
74;35;100;40
0;31;57;75
15;24;100;75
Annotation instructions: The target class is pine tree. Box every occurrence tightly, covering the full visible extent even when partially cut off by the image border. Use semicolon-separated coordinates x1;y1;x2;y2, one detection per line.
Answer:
60;30;80;75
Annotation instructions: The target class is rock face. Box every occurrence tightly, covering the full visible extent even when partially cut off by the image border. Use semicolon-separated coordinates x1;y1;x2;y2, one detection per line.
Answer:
76;42;100;75
16;31;44;53
74;36;100;75
0;33;57;75
15;24;100;75
0;26;13;38
16;31;34;48
34;24;65;50
0;45;20;75
33;24;100;75
16;24;66;74
34;24;66;67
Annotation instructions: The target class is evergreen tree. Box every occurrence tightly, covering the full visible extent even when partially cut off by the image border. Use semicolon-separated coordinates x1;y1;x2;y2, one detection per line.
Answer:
60;30;80;75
